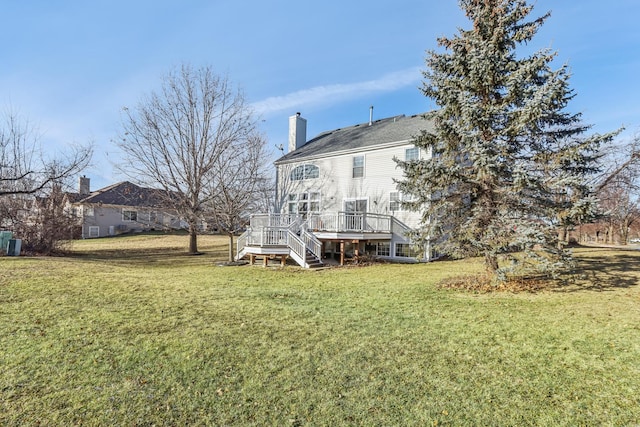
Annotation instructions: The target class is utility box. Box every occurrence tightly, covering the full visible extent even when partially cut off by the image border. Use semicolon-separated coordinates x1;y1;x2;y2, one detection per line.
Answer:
7;239;21;256
0;231;12;253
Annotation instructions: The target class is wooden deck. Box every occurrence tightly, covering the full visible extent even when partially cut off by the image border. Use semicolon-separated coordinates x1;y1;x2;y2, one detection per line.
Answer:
237;212;414;268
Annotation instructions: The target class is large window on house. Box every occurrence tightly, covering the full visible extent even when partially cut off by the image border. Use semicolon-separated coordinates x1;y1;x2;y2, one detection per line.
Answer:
122;210;138;222
405;147;420;161
290;164;319;181
389;192;415;212
84;206;94;217
376;242;390;257
395;243;419;258
352;156;364;178
288;191;321;215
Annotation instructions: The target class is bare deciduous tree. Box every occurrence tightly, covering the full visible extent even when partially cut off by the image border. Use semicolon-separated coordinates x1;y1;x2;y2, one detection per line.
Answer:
596;136;640;244
117;64;263;254
206;133;270;261
0;111;92;197
0;110;91;253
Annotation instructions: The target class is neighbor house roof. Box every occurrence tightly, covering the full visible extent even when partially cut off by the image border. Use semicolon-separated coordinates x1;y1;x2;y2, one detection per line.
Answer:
74;181;168;208
275;113;434;165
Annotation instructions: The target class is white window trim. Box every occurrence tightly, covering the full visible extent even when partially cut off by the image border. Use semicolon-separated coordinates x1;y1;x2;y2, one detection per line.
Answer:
390;192;416;212
352;155;365;179
343;197;368;213
376;241;390;257
405;146;420;161
290;164;320;181
122;209;138;222
88;226;100;238
288;191;322;215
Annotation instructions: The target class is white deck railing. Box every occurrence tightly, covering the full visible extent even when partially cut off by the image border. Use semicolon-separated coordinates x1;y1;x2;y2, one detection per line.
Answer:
244;227;289;246
306;212;391;233
250;214;301;229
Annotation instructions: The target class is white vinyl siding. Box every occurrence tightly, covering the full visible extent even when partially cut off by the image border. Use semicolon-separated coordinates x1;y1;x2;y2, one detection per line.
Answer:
277;144;429;229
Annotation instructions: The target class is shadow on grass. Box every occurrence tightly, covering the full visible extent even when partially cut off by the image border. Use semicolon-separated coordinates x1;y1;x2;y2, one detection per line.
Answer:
69;246;230;268
559;249;640;292
74;250;199;266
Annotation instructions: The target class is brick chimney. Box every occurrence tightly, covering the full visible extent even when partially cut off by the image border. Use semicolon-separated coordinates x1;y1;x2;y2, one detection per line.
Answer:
79;175;90;196
288;112;307;153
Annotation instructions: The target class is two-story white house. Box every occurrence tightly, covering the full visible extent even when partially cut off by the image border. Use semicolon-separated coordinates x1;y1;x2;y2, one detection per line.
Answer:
237;112;434;267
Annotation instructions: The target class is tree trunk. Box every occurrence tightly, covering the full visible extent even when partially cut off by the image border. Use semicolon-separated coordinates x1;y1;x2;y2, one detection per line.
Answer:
228;233;235;262
558;226;568;249
607;224;614;244
189;223;199;254
620;218;630;245
485;253;499;273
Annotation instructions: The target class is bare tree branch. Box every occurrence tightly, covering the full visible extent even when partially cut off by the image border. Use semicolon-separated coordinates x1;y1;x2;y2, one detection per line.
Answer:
116;64;263;254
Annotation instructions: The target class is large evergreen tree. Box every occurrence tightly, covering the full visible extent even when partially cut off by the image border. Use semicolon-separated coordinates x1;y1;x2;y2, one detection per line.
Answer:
397;0;617;282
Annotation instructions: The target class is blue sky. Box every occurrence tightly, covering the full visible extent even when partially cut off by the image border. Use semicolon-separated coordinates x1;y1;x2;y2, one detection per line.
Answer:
2;1;639;190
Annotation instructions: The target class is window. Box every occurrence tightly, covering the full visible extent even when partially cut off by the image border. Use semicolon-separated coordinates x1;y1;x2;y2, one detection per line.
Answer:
309;192;321;212
288;194;298;214
88;226;100;238
395;243;418;258
83;206;94;217
390;192;415;212
288;191;321;215
290;164;319;181
376;242;390;257
123;210;137;222
352;156;364;178
405;147;420;161
139;211;157;223
344;199;367;213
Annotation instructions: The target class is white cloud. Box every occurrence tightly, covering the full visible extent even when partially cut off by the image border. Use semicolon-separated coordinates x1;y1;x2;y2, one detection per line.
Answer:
252;66;421;116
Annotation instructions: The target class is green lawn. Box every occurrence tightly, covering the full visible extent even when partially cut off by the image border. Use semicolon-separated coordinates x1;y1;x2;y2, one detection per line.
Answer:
1;234;639;425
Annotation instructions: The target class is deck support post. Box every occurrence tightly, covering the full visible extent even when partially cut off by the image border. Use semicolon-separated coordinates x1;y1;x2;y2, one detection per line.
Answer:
340;240;345;266
263;255;269;267
250;254;255;265
280;255;287;267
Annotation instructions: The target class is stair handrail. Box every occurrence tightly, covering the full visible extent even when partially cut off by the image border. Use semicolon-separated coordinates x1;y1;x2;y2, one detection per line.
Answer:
300;229;322;261
286;230;308;267
236;229;249;261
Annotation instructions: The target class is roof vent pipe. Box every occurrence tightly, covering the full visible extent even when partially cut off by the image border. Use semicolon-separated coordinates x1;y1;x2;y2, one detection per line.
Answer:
369;105;374;126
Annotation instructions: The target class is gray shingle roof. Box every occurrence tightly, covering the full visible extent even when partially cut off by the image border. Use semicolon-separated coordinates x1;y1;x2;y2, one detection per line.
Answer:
275;113;433;164
75;181;168;207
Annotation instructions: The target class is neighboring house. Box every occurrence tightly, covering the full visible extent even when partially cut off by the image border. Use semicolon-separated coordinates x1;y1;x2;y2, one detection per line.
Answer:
237;112;434;267
69;177;183;238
